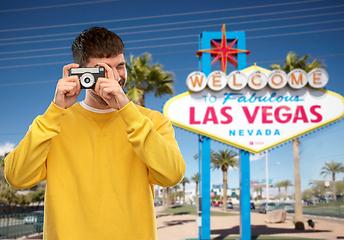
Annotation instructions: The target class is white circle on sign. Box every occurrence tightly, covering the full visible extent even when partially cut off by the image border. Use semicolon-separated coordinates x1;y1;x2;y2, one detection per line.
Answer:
268;70;287;89
207;71;227;91
308;68;328;88
288;69;308;89
228;71;247;91
248;71;267;90
186;71;207;92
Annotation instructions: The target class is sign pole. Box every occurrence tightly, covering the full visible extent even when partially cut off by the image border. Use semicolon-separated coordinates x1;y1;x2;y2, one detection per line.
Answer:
266;151;269;202
236;31;252;240
198;135;202;239
201;137;211;239
239;150;251;240
198;29;250;240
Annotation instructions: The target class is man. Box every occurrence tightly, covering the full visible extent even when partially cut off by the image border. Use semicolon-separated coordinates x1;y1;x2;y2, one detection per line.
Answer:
4;27;185;239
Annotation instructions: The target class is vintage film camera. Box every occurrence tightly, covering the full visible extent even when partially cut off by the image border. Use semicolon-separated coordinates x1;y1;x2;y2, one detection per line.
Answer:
70;67;105;89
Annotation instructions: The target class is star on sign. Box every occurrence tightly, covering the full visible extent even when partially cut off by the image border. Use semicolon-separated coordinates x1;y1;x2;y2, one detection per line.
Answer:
196;24;251;73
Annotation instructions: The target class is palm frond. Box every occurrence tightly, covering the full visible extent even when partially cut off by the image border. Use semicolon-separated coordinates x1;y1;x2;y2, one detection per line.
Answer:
125;53;175;106
270;51;325;74
269;64;282;70
125;87;143;103
211;149;238;172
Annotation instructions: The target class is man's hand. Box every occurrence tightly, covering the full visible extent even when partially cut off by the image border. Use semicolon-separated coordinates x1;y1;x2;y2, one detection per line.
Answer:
94;62;130;109
53;63;81;109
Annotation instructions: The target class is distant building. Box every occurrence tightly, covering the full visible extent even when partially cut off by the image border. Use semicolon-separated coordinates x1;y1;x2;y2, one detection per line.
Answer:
184;189;195;204
211;184;240;198
154;185;163;199
154;186;195;204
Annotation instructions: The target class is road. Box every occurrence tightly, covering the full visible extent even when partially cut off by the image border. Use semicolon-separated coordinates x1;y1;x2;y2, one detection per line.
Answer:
218;205;261;213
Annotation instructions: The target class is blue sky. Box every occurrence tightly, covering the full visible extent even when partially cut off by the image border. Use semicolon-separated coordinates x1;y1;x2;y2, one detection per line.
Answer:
0;0;343;196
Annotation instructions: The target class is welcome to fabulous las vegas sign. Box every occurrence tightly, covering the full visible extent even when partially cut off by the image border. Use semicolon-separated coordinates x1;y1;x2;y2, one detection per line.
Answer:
163;25;344;154
164;64;344;154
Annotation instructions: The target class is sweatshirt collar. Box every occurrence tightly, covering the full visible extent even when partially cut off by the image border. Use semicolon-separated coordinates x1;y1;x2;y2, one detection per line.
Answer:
80;101;117;113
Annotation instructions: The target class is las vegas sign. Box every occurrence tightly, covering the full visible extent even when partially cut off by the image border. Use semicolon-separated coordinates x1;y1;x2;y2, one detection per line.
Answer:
163;65;344;154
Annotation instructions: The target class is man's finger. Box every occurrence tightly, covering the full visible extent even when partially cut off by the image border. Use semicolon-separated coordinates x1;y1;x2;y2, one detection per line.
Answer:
72;75;81;94
63;63;79;79
113;68;120;82
97;62;114;79
63;82;78;96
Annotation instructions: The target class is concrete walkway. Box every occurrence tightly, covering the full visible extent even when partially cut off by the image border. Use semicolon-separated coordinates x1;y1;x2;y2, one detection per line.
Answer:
156;206;344;240
14;206;344;240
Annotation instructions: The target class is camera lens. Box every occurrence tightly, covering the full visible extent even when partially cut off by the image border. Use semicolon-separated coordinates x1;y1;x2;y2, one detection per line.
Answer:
80;73;95;89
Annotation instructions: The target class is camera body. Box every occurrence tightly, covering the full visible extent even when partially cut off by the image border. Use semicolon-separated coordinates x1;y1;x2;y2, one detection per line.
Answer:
70;67;105;89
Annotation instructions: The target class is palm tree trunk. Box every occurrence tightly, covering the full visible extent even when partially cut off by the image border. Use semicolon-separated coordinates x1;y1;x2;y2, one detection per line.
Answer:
183;183;186;205
333;173;337;200
285;187;287;199
139;92;145;107
162;187;166;209
292;139;304;230
174;188;177;204
222;170;228;212
166;187;170;208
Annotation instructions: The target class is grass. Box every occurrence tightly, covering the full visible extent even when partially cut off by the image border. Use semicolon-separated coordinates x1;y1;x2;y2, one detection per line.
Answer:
159;205;238;216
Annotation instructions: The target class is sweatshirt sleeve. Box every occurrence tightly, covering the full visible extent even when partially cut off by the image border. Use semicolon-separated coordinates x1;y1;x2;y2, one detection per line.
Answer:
118;102;186;187
4;102;67;189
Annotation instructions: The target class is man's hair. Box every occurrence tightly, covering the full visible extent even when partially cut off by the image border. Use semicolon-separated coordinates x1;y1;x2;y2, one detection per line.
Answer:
72;27;125;66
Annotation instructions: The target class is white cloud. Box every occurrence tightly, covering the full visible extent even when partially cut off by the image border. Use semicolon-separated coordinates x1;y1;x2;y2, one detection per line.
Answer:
0;142;15;156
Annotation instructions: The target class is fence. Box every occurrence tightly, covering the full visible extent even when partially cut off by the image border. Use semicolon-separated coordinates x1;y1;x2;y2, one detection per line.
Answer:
0;211;43;239
303;200;344;218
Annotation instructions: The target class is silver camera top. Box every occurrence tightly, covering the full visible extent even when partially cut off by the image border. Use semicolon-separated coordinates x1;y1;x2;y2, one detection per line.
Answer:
70;67;105;74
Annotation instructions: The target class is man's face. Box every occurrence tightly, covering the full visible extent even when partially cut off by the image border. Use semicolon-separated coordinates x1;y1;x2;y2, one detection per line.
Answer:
85;54;127;107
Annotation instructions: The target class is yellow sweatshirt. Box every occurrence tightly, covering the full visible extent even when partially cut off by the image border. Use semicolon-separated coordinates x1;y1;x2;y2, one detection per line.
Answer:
4;101;185;240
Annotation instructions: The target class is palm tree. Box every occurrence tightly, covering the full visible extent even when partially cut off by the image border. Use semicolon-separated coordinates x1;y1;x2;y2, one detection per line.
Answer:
211;149;238;211
193;150;215;162
166;187;170;208
125;53;175;107
191;173;199;206
180;177;190;205
0;155;5;190
0;188;18;214
320;161;344;200
172;185;181;204
302;189;313;201
291;138;303;230
177;190;183;204
282;180;293;199
162;187;166;209
274;181;284;199
270;51;324;230
269;51;325;73
0;153;9;190
308;180;326;197
254;187;263;200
